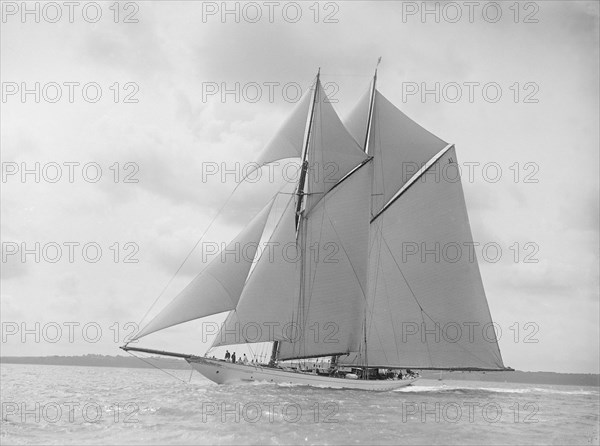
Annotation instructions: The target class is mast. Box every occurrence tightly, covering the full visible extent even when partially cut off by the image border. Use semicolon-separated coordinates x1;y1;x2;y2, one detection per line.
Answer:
363;57;380;154
362;59;380;379
295;68;321;227
295;68;320;361
271;69;321;365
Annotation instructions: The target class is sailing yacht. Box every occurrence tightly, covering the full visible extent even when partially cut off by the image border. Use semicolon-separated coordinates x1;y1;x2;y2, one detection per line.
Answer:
122;67;511;391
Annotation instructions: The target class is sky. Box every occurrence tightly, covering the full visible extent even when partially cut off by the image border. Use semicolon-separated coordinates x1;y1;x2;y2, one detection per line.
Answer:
1;1;598;374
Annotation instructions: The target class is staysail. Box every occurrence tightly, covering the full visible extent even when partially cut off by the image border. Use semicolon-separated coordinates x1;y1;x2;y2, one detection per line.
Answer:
131;198;275;340
211;196;301;347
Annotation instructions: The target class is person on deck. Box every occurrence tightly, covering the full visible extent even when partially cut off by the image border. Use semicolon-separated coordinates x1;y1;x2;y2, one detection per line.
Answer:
243;354;248;364
225;350;230;362
231;352;236;364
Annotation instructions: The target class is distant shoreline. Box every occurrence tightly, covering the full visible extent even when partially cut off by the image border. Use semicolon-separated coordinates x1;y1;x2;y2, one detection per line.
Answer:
1;355;598;387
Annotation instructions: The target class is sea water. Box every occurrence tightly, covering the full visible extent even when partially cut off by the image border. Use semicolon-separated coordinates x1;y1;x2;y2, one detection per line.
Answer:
1;364;598;445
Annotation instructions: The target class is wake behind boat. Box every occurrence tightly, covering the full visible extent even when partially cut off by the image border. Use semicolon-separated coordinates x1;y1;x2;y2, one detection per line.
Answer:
123;63;512;390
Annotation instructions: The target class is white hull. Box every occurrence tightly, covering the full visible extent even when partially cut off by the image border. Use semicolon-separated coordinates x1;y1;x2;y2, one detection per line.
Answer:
187;357;418;391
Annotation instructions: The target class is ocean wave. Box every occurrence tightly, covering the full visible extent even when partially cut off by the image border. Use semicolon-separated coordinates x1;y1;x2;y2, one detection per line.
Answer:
396;384;598;396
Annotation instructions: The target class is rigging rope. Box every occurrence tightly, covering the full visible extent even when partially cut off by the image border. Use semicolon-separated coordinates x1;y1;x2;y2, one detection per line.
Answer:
123;349;190;384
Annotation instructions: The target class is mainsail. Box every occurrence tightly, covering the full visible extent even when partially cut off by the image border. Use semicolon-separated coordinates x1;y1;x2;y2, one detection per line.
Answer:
338;76;505;370
339;146;504;369
131;68;507;372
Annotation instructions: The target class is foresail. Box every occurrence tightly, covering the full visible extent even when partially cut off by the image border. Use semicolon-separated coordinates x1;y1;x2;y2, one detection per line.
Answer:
132;198;275;340
339;147;505;370
278;161;373;360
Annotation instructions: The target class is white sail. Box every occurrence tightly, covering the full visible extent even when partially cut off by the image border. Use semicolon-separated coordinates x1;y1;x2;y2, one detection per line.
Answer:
346;90;448;215
212;196;300;347
132;198;275;340
253;87;313;168
339;147;505;369
213;163;373;357
303;83;368;213
344;87;370;147
278;161;373;360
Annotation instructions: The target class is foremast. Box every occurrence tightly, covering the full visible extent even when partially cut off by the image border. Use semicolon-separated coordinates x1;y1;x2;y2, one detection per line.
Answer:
270;68;321;366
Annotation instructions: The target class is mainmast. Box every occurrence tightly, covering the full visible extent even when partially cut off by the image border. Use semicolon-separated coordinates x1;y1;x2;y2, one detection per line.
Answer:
271;69;321;365
362;59;380;379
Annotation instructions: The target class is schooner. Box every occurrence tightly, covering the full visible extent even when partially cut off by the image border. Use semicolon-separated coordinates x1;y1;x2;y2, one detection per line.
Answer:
122;66;511;391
